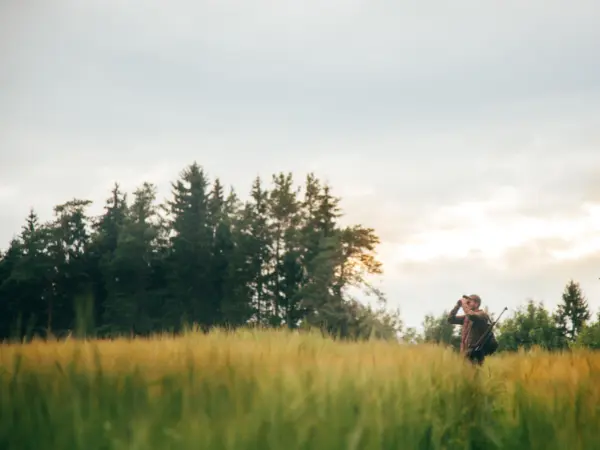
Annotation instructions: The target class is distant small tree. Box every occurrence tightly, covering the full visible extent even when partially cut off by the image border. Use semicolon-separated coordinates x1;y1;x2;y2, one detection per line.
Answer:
400;327;420;344
350;300;403;341
421;311;461;350
554;280;591;343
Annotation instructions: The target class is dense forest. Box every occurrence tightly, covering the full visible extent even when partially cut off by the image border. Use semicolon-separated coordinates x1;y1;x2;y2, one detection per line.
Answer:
0;162;394;341
1;161;599;350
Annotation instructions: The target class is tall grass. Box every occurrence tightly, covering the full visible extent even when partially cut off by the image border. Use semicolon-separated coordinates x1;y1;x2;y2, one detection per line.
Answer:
1;328;599;449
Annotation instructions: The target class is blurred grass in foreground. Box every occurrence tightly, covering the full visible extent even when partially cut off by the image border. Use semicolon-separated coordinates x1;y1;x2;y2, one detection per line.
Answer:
1;328;599;450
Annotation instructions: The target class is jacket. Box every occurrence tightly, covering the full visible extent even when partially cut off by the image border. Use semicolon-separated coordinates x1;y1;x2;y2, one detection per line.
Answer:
447;303;490;354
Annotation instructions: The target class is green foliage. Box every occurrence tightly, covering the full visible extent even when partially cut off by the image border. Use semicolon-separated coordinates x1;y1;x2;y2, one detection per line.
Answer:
0;162;391;342
493;280;599;352
573;313;600;350
554;279;591;343
496;300;567;352
420;311;461;350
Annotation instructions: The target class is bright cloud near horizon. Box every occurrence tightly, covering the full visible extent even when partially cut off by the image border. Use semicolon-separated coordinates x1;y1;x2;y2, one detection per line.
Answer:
2;0;600;330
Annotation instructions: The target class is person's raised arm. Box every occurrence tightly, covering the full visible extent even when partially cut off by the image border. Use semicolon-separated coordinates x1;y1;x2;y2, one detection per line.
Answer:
461;301;487;322
447;299;464;324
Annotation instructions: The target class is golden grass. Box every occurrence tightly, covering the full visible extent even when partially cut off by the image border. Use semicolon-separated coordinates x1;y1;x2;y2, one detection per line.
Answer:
1;328;599;449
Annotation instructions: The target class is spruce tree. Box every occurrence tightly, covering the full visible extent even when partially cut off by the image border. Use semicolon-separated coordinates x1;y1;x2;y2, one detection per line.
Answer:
555;279;591;342
237;176;272;325
103;183;161;335
207;178;234;325
46;199;93;333
14;209;54;334
266;172;302;326
90;183;128;334
166;162;214;330
219;187;255;326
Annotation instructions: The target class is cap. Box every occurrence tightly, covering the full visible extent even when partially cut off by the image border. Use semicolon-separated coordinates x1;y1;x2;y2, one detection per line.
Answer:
464;294;481;304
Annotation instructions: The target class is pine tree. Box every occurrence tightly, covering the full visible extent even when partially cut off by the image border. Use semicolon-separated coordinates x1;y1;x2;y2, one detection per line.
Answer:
90;183;128;334
166;162;214;330
266;172;302;327
236;176;272;326
218;188;254;326
555;279;591;342
0;211;53;338
12;209;54;335
46;199;93;334
103;183;161;335
92;184;128;259
207;178;234;325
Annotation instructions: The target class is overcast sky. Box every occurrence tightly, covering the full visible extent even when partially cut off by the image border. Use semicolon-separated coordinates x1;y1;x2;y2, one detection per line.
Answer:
2;0;600;330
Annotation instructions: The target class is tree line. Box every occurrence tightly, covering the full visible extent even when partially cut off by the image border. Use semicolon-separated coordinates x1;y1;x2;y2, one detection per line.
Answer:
0;162;393;341
0;161;599;351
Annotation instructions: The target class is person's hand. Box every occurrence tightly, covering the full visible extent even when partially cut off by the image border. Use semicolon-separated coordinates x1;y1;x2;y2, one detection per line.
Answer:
457;299;462;307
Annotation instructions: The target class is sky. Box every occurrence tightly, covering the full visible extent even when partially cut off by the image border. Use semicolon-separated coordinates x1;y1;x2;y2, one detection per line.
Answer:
2;0;600;331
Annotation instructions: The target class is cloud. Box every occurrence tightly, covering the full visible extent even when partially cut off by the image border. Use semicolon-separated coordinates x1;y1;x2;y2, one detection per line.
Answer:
1;0;600;329
380;205;598;271
3;1;600;136
377;241;600;331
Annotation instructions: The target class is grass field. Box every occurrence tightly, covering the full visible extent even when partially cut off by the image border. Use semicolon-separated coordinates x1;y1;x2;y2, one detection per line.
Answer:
1;329;599;450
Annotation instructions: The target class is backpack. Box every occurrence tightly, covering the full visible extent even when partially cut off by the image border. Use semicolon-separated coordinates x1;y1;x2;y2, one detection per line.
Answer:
472;314;500;356
481;326;498;356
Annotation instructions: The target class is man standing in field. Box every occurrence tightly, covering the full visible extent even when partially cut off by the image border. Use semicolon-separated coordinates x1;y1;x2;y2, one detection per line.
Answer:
447;294;490;366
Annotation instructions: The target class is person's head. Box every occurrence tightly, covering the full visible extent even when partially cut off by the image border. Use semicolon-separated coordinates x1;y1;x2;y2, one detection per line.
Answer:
463;294;481;309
